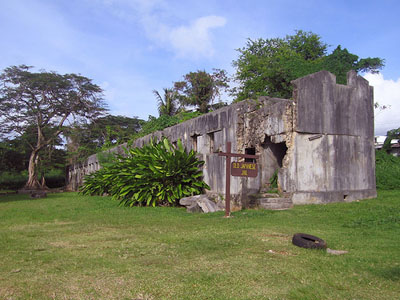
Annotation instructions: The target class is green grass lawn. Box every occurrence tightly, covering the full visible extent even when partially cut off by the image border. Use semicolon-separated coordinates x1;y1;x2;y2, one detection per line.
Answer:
0;191;399;300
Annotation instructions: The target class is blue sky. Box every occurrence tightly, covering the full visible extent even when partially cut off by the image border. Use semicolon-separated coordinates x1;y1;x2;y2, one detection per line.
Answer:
1;0;399;135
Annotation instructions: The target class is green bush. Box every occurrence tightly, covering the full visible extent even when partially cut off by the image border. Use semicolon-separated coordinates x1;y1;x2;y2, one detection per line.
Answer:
80;138;209;206
0;170;65;190
375;150;400;189
131;112;203;141
78;167;116;196
0;172;27;190
44;175;65;188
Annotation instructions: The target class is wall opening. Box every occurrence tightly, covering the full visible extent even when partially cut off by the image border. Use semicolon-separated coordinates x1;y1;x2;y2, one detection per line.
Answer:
262;135;287;167
245;147;256;162
191;135;199;152
208;132;215;152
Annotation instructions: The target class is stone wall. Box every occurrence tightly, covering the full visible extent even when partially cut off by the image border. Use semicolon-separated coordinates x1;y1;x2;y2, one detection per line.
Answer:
280;70;376;203
66;70;376;206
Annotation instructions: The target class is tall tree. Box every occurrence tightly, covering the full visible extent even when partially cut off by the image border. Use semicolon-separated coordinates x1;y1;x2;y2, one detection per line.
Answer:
321;45;384;84
153;88;179;116
0;126;65;176
174;69;229;113
232;30;384;100
0;65;107;189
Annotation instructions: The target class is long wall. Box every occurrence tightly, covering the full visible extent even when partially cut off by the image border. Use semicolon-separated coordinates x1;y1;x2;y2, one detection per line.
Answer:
66;70;376;206
67;96;293;206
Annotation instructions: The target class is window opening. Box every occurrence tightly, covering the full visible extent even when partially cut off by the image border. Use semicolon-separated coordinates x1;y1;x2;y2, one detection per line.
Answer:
192;135;199;152
245;147;256;162
208;132;215;152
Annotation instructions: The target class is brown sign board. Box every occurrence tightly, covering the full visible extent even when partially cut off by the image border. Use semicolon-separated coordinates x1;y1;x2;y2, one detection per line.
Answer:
218;142;259;217
231;162;258;177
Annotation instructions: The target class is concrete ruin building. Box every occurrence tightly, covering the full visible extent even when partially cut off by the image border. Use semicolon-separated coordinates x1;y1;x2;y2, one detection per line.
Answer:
67;70;377;208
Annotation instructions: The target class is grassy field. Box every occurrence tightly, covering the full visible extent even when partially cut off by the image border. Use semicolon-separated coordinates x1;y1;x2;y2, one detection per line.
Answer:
0;191;399;300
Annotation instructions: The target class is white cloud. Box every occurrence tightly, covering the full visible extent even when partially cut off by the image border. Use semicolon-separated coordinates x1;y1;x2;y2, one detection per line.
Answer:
167;16;226;58
100;73;158;119
364;73;400;135
101;0;226;58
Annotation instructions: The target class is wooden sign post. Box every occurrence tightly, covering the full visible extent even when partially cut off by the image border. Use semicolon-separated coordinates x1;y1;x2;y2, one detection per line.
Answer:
218;142;259;217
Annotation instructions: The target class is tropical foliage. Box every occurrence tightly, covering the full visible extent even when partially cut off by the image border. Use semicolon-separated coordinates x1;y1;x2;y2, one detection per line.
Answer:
80;138;209;206
232;30;385;101
0;126;66;190
375;150;400;189
0;65;106;189
153;88;179;116
132;111;203;140
174;69;229;113
65;115;143;163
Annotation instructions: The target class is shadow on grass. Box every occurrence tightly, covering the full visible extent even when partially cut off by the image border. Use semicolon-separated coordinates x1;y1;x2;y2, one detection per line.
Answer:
0;193;42;203
378;267;400;281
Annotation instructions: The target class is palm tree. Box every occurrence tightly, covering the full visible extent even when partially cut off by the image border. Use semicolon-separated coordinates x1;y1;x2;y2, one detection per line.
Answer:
153;88;179;116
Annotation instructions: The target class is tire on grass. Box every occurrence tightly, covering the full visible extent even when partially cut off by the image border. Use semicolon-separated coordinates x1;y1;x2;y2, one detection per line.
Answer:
292;233;327;249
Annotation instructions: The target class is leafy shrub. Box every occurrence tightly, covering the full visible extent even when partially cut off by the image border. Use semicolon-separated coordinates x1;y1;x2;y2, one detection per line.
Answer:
79;167;116;196
96;151;116;168
375;150;400;189
0;169;65;190
269;170;278;189
44;175;65;188
0;172;27;190
131;112;203;141
80;138;209;206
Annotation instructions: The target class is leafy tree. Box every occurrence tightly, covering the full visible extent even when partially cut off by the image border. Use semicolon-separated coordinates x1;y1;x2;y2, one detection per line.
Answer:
153;88;179;116
232;30;385;100
66;115;143;163
321;45;384;84
174;69;229;113
0;136;30;173
0;65;107;189
0;125;66;189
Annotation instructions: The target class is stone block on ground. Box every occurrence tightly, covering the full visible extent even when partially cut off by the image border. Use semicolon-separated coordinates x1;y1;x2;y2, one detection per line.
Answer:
179;195;223;213
187;203;202;213
179;194;202;206
258;197;293;210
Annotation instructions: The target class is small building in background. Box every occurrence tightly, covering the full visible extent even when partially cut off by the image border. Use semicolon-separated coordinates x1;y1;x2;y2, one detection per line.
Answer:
375;136;400;156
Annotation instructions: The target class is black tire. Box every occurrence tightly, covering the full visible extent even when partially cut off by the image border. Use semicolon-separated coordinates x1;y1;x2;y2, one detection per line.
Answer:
292;233;327;249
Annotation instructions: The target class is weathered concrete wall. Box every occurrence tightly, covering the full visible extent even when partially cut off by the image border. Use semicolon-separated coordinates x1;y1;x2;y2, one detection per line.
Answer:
67;98;293;207
67;154;101;191
66;70;376;206
280;70;376;204
131;98;294;207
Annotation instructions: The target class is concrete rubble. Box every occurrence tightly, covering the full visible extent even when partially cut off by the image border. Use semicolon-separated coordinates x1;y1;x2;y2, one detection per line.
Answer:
179;195;224;213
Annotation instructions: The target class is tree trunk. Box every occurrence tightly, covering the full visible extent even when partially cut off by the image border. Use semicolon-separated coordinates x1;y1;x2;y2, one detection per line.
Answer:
40;175;49;190
25;150;41;190
199;101;209;113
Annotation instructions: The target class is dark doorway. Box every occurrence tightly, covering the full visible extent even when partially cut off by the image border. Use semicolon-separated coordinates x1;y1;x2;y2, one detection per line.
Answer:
262;136;287;167
245;147;256;162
